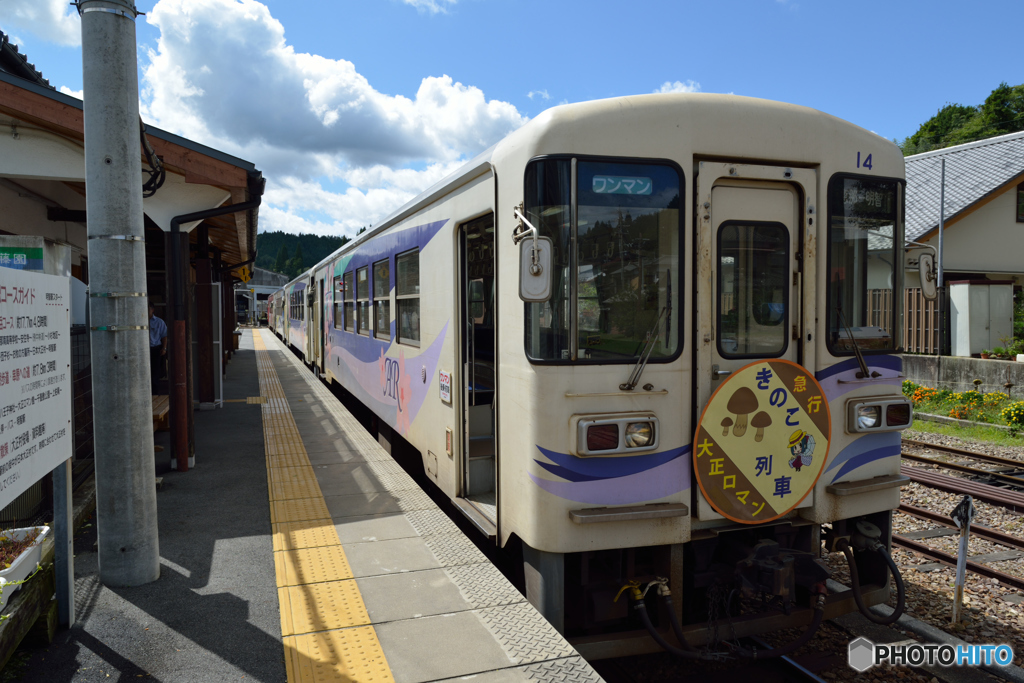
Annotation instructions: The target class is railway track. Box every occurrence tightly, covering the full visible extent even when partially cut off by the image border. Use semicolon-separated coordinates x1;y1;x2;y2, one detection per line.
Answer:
895;437;1024;593
901;438;1024;511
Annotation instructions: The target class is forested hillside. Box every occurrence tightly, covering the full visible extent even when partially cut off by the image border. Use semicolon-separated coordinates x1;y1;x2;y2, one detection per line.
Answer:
899;82;1024;156
255;231;359;278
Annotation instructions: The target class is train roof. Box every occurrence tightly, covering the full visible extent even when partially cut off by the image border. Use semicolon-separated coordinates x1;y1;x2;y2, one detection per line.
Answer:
279;93;902;290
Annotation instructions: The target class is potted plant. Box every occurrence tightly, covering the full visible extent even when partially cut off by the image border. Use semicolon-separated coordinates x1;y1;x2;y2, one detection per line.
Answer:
0;526;49;613
980;349;992;359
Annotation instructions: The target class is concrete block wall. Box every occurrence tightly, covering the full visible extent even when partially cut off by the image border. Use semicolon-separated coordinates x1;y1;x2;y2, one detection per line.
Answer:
902;354;1024;396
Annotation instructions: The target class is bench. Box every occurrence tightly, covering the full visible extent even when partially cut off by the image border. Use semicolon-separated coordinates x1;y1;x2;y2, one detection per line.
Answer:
152;395;170;432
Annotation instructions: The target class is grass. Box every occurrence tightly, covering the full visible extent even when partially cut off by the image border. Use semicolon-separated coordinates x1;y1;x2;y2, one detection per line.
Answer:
905;419;1024;447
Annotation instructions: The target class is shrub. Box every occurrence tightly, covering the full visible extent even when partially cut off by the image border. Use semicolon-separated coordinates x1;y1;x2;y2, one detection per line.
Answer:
983;392;1010;408
1003;401;1024;428
951;390;983;407
950;404;981;421
903;380;920;397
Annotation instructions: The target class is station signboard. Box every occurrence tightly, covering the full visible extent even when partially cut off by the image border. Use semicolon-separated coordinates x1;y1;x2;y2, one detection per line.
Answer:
0;269;72;509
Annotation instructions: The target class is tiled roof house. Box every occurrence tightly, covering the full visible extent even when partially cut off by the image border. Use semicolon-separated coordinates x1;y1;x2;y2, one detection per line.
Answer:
905;130;1024;282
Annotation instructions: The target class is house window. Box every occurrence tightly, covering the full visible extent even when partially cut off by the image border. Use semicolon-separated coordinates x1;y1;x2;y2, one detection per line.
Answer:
357;266;370;335
396;249;420;345
333;276;344;330
344;271;354;332
373;258;391;338
1017;182;1024;223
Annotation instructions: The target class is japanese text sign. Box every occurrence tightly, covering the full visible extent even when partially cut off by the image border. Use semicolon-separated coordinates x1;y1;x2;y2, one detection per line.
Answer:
694;359;831;524
0;269;71;509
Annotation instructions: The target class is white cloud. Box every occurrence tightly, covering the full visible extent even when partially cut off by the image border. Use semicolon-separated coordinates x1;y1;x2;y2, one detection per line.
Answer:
139;0;526;237
527;89;550;100
59;86;83;100
401;0;457;13
0;0;80;46
655;80;701;94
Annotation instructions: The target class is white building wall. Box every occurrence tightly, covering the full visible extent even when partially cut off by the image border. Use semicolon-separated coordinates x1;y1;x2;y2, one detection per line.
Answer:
920;186;1024;281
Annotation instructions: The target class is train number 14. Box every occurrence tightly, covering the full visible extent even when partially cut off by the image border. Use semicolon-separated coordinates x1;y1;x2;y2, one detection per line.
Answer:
856;152;873;170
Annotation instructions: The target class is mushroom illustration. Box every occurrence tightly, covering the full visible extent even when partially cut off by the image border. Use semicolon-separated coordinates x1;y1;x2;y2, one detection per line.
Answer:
720;417;733;437
727;387;759;437
751;411;772;443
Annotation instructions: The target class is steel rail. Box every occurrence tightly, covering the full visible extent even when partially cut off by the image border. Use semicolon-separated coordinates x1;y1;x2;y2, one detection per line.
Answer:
903;438;1024;469
898;503;1024;551
901;452;1024;488
901;465;1024;512
746;636;830;683
892;534;1024;592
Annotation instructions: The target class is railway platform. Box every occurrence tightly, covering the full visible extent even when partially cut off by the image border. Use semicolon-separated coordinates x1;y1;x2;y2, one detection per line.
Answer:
14;328;601;682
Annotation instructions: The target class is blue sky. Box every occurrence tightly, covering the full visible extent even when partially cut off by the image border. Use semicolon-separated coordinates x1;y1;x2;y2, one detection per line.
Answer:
2;0;1021;237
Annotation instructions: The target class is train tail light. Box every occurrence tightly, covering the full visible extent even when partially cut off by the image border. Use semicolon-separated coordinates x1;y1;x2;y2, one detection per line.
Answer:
886;402;911;427
587;424;619;451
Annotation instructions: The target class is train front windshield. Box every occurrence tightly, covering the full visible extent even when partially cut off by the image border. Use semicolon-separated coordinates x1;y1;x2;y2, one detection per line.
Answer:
827;176;901;354
524;158;681;363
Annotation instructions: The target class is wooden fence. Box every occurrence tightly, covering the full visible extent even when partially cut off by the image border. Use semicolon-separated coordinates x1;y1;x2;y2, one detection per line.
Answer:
868;288;939;354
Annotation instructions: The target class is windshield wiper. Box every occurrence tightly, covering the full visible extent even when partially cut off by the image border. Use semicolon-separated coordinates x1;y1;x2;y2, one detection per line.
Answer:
835;302;879;379
620;307;666;391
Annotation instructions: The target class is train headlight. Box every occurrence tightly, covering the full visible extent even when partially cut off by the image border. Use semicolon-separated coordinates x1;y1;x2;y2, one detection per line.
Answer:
625;422;655;448
573;413;659;456
847;398;913;433
857;405;881;430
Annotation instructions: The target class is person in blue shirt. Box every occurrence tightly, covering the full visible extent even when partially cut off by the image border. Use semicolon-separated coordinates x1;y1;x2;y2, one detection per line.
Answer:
149;301;168;395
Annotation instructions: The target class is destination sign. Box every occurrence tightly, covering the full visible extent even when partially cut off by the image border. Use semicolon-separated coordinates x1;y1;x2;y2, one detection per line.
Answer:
591;175;653;195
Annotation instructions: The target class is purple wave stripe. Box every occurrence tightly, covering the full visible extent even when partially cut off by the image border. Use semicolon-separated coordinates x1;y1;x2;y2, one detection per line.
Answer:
825;432;902;482
534;461;604;483
529;457;691;505
829;445;902;482
534;444;691;480
327;321;449;436
815;355;903;403
816;355;902;382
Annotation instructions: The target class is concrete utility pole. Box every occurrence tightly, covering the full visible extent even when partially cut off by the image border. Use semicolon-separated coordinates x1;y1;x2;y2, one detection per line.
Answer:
80;0;160;586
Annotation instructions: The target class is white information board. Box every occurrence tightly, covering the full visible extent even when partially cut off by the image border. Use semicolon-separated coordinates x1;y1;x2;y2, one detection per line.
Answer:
0;269;71;509
439;369;451;404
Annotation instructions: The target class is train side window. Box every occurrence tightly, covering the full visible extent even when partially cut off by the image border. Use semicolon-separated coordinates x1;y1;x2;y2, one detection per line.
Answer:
357;267;370;335
333;276;344;330
373;258;391;338
344;271;354;332
396;249;420;346
717;222;789;358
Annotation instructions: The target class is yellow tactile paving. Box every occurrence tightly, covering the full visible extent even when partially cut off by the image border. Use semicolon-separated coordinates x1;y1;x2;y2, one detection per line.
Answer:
254;330;393;683
268;451;313;469
274;544;354;586
284;627;395;683
271;475;324;502
271;495;332;525
273;519;341;552
277;580;370;636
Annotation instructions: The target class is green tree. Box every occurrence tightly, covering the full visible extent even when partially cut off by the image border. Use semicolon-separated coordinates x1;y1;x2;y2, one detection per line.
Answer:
900;82;1024;156
294;242;305;269
274;244;288;273
980;82;1024;136
900;103;978;155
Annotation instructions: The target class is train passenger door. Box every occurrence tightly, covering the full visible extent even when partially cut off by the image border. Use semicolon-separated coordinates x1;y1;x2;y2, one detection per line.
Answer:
694;163;817;516
307;280;319;368
695;163;818;410
457;213;498;533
